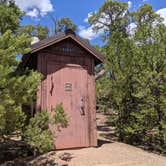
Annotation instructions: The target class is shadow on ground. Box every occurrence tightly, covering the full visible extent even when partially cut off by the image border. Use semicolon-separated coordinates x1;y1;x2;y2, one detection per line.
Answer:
97;112;119;145
0;139;74;166
0;140;28;164
97;139;112;147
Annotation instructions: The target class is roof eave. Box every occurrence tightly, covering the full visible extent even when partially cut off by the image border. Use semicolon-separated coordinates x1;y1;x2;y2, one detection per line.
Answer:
30;34;104;64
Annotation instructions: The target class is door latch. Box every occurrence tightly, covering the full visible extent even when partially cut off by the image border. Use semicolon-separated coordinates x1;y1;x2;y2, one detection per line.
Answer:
80;97;85;115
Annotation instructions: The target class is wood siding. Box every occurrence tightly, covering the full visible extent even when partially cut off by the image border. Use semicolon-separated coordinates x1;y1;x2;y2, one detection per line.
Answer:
37;38;97;149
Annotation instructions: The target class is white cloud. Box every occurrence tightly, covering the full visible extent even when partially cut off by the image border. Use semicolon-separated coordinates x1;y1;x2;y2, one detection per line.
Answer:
80;12;105;40
83;12;110;29
127;22;137;36
128;1;132;9
156;8;166;26
78;26;102;40
15;0;53;18
26;8;39;18
142;0;148;2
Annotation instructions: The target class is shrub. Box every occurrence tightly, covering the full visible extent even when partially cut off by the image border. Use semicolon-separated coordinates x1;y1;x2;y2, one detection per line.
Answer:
24;104;68;156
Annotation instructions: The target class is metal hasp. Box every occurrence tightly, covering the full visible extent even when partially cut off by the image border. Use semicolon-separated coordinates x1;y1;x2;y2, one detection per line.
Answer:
80;97;85;116
20;29;104;150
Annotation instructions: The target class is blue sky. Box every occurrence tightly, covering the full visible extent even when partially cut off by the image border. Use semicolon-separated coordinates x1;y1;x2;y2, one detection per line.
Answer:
15;0;166;44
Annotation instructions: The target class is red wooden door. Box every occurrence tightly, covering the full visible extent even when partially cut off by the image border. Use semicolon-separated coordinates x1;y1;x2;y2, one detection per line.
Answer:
47;63;89;149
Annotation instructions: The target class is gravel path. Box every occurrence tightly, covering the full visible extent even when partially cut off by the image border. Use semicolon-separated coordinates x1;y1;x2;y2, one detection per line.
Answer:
56;142;166;166
55;113;166;166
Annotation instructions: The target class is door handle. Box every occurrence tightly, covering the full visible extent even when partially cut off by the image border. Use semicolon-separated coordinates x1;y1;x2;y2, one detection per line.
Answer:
80;97;85;116
50;76;54;96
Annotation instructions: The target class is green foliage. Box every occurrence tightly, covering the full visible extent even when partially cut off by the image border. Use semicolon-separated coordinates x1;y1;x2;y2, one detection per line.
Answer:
24;110;53;155
0;1;41;138
94;1;166;153
53;103;69;128
18;24;49;40
96;75;112;111
130;23;166;151
88;0;129;39
0;0;23;34
24;104;69;155
0;30;41;137
54;17;77;34
132;4;162;27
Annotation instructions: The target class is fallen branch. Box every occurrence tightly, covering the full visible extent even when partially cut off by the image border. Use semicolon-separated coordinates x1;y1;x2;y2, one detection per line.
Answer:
95;70;107;80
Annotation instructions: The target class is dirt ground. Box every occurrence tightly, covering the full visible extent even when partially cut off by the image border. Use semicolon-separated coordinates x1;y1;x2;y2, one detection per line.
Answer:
28;113;166;166
1;113;166;166
55;143;166;166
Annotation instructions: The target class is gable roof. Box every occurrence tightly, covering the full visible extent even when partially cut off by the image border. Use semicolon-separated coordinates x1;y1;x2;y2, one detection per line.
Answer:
21;29;105;67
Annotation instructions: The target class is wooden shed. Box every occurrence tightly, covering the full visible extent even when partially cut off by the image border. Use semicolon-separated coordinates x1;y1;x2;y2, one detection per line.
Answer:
21;29;104;149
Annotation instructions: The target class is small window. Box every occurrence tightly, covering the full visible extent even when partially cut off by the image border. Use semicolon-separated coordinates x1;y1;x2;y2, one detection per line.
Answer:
62;47;72;53
65;83;72;91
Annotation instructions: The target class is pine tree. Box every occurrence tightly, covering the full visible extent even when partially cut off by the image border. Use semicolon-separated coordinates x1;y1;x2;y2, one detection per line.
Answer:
50;17;77;34
0;0;41;138
18;24;49;40
88;0;129;40
132;22;166;152
93;1;166;153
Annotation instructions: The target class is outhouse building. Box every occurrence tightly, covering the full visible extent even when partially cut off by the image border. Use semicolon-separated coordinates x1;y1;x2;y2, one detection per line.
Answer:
21;29;104;149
